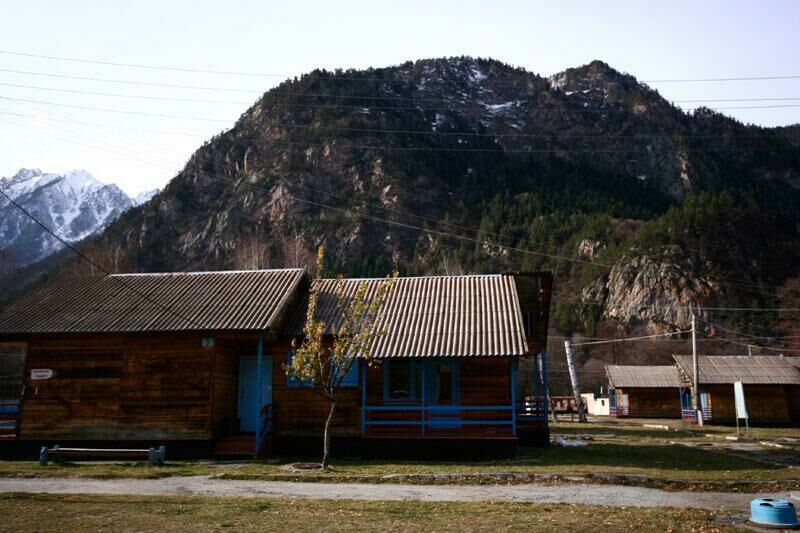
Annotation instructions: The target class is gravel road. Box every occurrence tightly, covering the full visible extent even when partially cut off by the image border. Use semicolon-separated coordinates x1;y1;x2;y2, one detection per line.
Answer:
0;476;796;510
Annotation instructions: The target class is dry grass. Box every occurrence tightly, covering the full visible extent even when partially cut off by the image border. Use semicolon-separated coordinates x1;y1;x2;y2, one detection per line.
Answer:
0;493;738;532
1;418;796;491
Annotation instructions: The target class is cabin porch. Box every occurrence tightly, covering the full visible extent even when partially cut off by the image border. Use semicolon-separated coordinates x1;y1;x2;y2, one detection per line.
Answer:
359;354;549;442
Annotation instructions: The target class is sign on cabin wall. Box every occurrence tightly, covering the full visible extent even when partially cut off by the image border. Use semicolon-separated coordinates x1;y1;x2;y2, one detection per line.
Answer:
734;381;748;420
201;337;215;348
30;369;54;380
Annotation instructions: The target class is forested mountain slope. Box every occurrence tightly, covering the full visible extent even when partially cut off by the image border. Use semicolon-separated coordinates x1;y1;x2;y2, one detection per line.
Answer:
5;57;800;355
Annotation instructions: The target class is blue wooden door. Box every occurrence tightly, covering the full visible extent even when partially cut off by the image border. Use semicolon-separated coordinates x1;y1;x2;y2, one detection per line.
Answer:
424;359;461;429
238;356;272;432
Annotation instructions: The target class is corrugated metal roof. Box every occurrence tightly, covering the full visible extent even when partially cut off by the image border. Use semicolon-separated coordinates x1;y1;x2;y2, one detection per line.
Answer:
0;269;306;334
606;365;682;388
287;274;530;357
673;355;800;385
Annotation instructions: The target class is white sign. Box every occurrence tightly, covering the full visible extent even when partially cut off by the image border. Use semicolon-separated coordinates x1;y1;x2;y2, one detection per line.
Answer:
734;381;748;420
30;368;54;380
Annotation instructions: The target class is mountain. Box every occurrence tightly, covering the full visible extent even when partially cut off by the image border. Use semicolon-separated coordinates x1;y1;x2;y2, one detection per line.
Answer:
4;57;800;387
133;189;159;206
0;168;155;266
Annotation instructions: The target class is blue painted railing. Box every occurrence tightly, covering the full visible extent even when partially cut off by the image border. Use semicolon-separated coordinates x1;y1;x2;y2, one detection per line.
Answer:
363;404;518;434
0;398;20;440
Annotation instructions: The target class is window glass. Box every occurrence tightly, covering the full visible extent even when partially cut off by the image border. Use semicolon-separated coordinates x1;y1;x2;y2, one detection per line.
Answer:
437;362;452;402
389;360;411;399
334;359;359;387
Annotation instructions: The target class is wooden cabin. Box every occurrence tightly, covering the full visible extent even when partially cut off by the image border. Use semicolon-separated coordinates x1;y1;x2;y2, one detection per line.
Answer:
606;365;683;418
276;273;553;454
0;269;553;457
0;269;307;454
673;355;800;425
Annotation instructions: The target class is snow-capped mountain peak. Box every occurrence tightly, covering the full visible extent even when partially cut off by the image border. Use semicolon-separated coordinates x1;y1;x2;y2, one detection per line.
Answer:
0;168;141;266
133;188;159;206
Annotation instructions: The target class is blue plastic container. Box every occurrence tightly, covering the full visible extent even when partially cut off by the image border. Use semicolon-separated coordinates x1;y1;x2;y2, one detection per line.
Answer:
749;498;799;528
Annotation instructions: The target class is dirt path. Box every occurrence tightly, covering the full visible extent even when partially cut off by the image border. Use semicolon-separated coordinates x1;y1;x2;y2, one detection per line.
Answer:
0;476;796;510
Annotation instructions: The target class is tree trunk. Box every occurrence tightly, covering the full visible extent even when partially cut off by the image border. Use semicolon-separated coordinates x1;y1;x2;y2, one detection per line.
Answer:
322;400;336;469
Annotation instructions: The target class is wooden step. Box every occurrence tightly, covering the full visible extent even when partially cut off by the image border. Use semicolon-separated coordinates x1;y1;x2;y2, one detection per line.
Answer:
214;435;255;457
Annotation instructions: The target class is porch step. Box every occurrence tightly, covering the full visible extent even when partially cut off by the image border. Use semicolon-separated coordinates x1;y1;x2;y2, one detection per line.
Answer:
214;435;255;457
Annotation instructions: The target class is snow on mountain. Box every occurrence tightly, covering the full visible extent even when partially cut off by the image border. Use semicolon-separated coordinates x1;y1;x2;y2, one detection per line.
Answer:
0;168;141;266
133;188;159;206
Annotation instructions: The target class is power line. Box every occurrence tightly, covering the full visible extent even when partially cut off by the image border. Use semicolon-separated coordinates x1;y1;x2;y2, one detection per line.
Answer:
0;116;178;173
0;82;253;105
4;66;800;107
569;330;692;346
0;110;205;137
0;96;232;123
0;104;180;166
0;67;264;94
4;48;800;85
3;105;794;146
288;191;609;267
645;74;800;83
8;99;192;156
0;188;203;329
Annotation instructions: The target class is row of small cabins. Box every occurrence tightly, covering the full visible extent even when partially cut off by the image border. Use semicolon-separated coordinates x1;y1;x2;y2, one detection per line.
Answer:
600;357;800;424
0;269;553;457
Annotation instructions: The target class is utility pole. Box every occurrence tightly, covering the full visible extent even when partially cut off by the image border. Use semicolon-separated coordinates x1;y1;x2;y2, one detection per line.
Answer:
564;340;587;423
692;312;703;426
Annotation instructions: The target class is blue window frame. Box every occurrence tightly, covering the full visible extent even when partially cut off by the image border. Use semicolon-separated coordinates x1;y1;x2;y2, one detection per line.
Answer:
383;359;418;401
382;359;460;402
333;359;359;387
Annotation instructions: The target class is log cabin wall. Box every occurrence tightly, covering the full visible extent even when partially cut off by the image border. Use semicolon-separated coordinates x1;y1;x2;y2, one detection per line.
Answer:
209;337;252;438
706;384;798;424
269;338;361;437
621;387;681;418
17;333;220;441
460;357;512;405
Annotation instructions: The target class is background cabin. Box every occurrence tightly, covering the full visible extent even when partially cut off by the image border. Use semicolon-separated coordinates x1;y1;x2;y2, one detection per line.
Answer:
606;365;683;418
673;355;800;425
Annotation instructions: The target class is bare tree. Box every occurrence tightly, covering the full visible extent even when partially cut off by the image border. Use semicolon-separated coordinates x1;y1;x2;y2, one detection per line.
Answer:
232;234;271;270
288;246;397;468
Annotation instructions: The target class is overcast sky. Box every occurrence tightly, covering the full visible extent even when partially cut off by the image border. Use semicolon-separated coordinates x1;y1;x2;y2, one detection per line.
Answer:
1;1;798;195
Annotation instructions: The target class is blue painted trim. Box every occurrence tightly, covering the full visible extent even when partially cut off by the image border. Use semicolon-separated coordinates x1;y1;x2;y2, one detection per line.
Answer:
364;405;512;412
421;358;426;435
366;421;423;426
255;337;263;456
427;405;512;411
361;359;366;434
540;349;550;431
383;359;419;401
365;405;424;411
365;420;514;427
510;357;517;436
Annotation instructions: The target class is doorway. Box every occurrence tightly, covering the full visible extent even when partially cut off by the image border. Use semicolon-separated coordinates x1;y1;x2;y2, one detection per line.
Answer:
237;356;272;433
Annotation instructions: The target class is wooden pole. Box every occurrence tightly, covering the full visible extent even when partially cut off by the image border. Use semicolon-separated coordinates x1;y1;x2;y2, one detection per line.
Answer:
564;340;587;423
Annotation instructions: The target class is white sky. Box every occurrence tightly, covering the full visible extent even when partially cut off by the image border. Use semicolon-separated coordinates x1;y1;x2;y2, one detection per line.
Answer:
1;0;798;195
